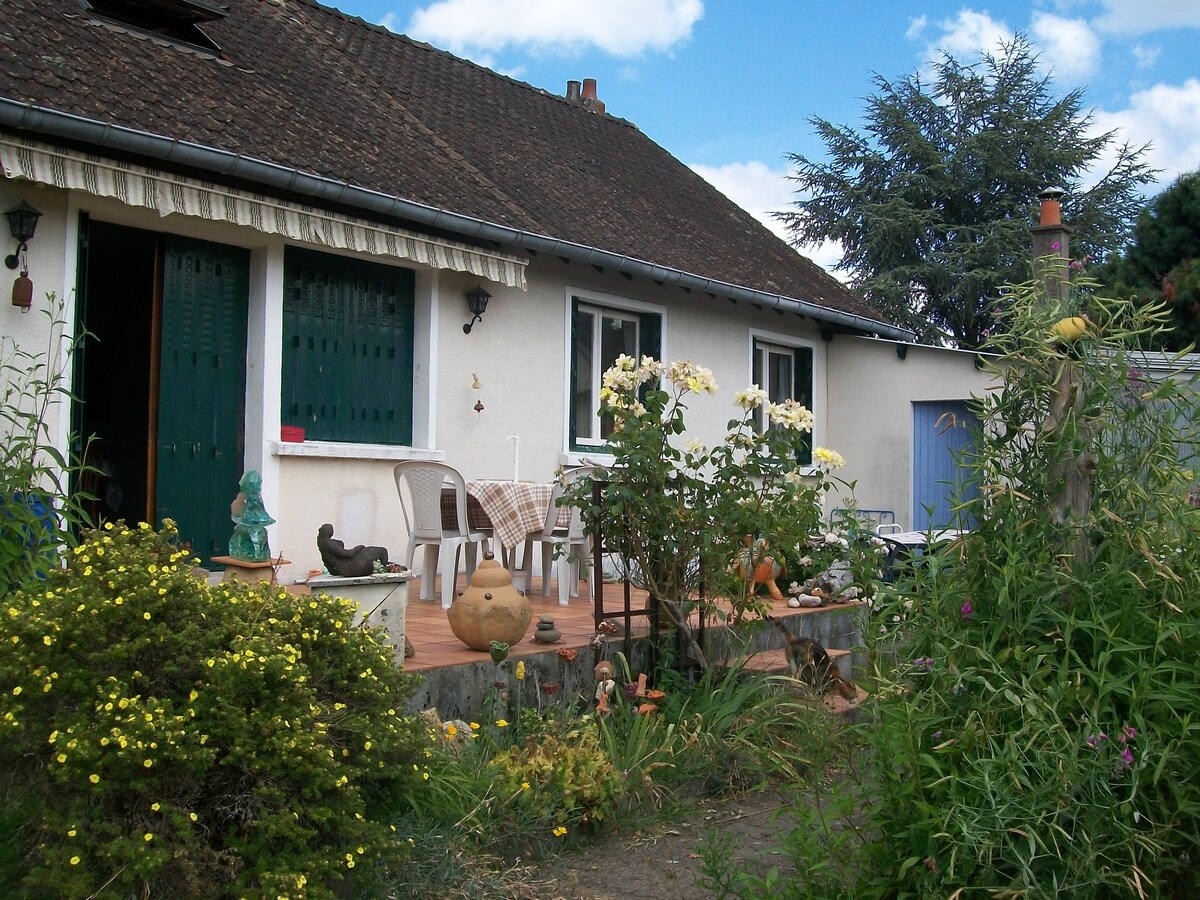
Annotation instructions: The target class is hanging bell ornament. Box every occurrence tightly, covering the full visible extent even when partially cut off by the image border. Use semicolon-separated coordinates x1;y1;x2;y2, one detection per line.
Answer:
11;271;33;311
474;399;485;412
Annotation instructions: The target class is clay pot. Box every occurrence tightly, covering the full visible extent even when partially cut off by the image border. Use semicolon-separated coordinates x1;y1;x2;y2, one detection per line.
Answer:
447;556;532;651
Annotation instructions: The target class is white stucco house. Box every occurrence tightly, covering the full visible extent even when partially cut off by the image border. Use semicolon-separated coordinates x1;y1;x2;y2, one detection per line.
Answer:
0;0;993;583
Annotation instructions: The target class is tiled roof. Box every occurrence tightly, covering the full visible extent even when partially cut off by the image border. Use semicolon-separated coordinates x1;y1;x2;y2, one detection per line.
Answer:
0;0;894;330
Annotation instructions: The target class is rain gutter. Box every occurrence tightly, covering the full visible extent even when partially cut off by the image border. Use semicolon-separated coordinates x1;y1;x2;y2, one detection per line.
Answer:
0;99;913;340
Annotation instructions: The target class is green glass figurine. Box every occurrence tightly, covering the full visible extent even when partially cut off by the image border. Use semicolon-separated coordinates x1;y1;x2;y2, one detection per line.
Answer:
228;470;275;562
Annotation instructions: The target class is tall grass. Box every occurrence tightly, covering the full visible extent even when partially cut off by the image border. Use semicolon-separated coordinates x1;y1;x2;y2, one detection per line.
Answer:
711;283;1200;898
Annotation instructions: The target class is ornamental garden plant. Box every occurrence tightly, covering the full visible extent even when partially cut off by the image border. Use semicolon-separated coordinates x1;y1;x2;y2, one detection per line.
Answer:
1;298;91;597
721;280;1200;899
562;355;876;654
0;521;427;899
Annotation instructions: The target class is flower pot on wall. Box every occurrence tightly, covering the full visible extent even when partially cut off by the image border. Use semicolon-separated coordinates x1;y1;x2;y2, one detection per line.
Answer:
446;555;531;651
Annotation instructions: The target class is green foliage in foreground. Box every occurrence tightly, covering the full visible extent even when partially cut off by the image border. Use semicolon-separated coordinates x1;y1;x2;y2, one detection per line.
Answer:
697;287;1200;899
0;521;426;899
1;299;93;598
387;662;850;895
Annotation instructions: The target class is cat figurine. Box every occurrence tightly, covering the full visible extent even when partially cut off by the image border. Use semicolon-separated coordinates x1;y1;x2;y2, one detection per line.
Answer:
766;616;858;701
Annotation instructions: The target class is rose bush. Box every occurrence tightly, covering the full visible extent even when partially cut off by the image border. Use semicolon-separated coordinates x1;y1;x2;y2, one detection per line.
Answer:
563;355;867;633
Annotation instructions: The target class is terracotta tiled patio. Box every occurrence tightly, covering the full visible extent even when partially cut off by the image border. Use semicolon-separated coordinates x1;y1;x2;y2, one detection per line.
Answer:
398;573;861;676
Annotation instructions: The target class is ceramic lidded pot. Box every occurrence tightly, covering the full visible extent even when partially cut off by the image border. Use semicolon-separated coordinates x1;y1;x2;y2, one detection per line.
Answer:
447;554;532;651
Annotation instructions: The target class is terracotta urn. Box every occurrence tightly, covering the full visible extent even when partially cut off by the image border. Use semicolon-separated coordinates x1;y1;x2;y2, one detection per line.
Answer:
447;554;532;651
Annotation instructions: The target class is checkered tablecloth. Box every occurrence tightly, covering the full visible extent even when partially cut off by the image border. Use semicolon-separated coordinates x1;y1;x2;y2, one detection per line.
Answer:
440;480;560;552
468;480;556;552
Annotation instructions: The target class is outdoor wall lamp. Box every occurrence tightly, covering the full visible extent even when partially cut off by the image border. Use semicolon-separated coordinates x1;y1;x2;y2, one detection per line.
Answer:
463;285;491;334
5;201;41;312
5;200;42;270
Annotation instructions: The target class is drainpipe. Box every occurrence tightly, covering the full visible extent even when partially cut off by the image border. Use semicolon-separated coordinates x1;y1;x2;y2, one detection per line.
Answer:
0;98;913;340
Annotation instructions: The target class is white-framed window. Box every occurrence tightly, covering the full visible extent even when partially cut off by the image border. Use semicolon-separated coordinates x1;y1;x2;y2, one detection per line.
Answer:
751;333;814;466
569;293;662;451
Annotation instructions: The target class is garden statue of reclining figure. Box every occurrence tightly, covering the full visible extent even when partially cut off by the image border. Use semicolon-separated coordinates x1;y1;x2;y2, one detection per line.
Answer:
316;523;392;578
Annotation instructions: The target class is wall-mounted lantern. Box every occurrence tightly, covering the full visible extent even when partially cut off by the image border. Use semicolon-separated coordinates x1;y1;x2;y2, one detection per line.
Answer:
5;201;41;311
463;285;492;334
5;201;42;270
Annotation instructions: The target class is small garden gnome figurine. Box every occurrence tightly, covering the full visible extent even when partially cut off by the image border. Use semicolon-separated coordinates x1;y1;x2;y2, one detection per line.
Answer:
228;470;275;562
594;660;616;714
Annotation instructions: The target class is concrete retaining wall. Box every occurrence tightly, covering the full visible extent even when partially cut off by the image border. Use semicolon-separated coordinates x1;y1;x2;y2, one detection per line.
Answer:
408;602;866;721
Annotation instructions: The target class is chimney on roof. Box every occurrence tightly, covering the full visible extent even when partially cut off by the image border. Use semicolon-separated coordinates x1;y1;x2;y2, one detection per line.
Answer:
578;78;605;114
1032;187;1072;308
566;80;581;102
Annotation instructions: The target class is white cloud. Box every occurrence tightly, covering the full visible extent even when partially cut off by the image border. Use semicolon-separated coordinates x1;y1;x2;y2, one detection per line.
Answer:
689;160;847;278
1092;0;1200;35
1131;43;1162;68
1092;78;1200;186
404;0;703;57
1030;12;1100;79
905;15;927;41
926;9;1015;62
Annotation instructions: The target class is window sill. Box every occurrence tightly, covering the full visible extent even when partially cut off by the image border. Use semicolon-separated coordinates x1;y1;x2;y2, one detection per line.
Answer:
273;441;446;462
561;450;615;468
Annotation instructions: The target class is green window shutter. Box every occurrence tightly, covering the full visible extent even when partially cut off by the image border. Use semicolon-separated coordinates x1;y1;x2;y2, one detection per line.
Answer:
157;236;250;564
795;346;813;466
569;296;581;450
638;310;661;360
282;248;414;444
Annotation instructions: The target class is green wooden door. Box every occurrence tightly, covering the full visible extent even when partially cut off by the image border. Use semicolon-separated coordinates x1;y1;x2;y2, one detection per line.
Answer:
155;237;250;565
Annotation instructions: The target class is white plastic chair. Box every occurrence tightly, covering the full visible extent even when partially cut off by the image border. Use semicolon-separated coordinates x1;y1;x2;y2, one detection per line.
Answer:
393;461;489;609
530;466;598;606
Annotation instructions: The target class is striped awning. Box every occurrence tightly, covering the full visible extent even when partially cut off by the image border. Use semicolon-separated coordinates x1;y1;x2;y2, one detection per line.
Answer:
0;134;527;289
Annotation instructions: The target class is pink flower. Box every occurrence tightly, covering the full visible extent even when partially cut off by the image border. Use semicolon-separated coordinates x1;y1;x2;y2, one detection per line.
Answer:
1115;746;1135;773
960;601;974;618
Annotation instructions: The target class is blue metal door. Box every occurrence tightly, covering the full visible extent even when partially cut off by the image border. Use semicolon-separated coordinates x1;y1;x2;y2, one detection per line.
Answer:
912;400;979;531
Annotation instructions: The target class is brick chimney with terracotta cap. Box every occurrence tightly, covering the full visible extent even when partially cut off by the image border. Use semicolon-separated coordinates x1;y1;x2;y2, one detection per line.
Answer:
1032;187;1072;307
579;78;605;114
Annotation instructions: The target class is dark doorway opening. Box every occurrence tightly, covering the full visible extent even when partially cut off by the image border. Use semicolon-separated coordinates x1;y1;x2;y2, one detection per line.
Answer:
77;221;158;527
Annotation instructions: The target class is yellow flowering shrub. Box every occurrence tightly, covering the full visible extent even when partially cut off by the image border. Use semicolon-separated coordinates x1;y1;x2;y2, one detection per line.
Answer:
0;521;426;899
487;719;624;838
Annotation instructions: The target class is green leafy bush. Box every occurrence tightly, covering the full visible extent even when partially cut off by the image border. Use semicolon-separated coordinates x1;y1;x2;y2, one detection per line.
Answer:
1;297;92;597
562;355;857;632
858;284;1200;897
487;716;625;836
0;521;426;899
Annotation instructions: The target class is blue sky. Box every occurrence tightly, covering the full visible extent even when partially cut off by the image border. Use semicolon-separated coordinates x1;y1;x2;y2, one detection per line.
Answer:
326;0;1199;271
